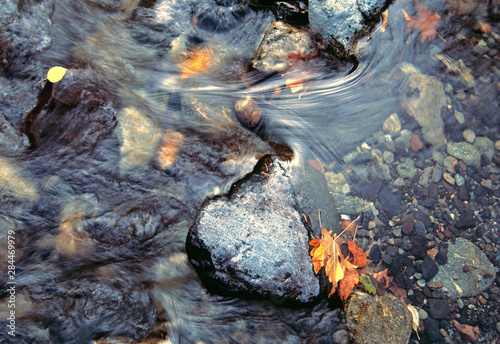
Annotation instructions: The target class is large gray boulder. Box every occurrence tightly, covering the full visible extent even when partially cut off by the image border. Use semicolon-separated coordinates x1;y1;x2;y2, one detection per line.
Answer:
186;156;321;303
309;0;387;56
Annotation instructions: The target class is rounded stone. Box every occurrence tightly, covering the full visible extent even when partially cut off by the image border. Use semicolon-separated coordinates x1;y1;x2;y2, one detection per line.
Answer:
410;134;423;152
427;298;449;319
418;308;428;320
383;151;394;164
462;129;475;143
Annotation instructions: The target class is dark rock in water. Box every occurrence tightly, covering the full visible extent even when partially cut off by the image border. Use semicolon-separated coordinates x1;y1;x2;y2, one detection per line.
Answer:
424;317;443;342
187;156;321;303
402;216;415;235
457;185;470;201
413;220;426;236
454;207;476;229
377;186;404;218
435;248;447;265
369;244;382;264
411;235;428;260
395;273;413;290
421;255;438;281
427;298;449;320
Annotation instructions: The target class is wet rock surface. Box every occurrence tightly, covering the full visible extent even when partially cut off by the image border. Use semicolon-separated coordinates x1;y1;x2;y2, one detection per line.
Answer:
187;156;321;303
309;0;388;55
430;238;497;298
345;292;413;344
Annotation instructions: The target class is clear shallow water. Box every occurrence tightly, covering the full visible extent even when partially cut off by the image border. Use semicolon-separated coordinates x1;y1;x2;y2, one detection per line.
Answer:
0;0;498;343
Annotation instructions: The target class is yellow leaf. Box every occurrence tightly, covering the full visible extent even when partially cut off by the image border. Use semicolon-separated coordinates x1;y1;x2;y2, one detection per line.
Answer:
47;66;68;83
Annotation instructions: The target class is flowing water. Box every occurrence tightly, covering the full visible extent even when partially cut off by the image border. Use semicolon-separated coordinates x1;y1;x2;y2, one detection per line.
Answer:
0;0;498;343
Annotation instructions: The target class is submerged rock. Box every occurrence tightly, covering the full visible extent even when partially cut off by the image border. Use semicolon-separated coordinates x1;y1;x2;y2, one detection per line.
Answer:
253;21;314;73
429;238;497;297
345;292;413;344
400;73;447;147
187;156;321;303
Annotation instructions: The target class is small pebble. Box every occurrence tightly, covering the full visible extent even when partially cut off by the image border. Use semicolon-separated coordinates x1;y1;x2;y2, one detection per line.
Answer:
481;179;493;188
332;329;349;344
418;308;428;320
455;174;464;186
410;134;423;152
463;129;476;143
457;299;464;309
443;156;458;174
454;110;465;124
495;140;500;151
443;172;455;185
417;280;426;287
383;150;394;164
393;226;402;237
478;295;487;304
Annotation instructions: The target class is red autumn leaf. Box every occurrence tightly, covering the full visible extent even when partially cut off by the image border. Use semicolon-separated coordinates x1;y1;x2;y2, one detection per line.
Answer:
402;3;441;43
347;241;367;268
338;268;360;301
372;268;390;289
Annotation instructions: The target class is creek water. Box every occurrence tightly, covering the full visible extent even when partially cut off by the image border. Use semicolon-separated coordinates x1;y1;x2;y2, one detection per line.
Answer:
0;0;498;343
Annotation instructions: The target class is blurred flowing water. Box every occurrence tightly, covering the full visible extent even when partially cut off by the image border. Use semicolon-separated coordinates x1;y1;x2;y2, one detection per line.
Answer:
0;0;498;343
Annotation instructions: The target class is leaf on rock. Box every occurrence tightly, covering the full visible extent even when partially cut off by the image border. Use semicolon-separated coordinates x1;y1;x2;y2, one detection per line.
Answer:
178;48;214;80
309;227;344;296
347;240;367;268
47;67;68;83
372;268;390;289
338;268;359;301
359;274;377;295
402;3;441;43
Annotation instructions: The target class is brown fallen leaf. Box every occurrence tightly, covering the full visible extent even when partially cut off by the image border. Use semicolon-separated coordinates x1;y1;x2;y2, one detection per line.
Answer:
347;240;367;268
372;268;390;289
338;268;360;301
402;3;441;43
307;158;325;174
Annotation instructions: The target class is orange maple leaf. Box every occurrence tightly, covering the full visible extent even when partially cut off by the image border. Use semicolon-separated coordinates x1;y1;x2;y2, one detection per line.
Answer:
402;3;441;43
309;227;344;296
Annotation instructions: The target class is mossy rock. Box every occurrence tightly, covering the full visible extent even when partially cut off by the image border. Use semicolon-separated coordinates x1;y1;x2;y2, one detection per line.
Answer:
345;292;412;344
